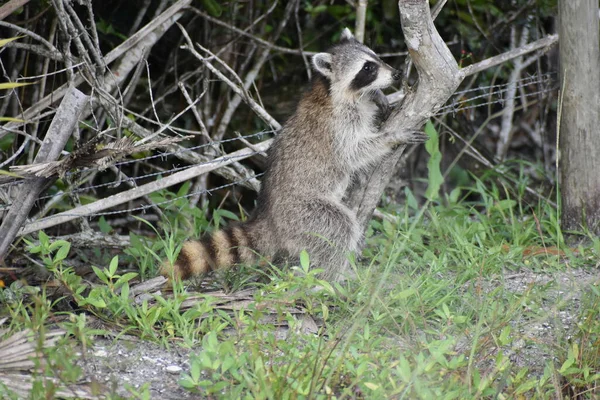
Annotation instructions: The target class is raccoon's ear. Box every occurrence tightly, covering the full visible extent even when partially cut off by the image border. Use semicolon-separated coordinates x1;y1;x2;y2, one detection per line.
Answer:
312;53;333;77
340;28;354;42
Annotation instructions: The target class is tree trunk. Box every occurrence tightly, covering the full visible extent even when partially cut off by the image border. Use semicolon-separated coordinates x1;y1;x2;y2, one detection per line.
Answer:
558;0;600;235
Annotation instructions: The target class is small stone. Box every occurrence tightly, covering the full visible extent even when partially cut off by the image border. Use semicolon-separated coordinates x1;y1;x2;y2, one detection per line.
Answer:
166;365;182;374
94;349;108;357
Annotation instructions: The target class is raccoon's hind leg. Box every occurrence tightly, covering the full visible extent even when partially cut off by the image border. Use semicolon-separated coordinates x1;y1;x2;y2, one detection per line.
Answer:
282;198;361;282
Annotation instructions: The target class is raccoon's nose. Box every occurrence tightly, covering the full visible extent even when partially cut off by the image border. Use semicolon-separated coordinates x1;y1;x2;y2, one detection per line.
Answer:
392;70;402;81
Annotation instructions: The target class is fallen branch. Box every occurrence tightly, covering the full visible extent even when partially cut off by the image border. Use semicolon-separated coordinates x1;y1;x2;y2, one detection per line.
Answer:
10;136;190;178
0;87;88;262
18;139;272;236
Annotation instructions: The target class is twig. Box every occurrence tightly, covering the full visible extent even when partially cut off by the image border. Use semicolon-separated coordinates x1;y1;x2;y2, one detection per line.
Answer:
189;7;317;57
213;1;294;140
121;53;147;107
0;20;58;53
2;42;63;60
50;0;77;83
431;0;448;20
82;0;101;60
128;0;152;36
49;231;131;249
29;17;58;164
64;0;105;69
235;131;268;158
95;92;262;191
0;0;193;141
178;26;281;131
211;0;279;60
294;0;311;79
177;82;212;143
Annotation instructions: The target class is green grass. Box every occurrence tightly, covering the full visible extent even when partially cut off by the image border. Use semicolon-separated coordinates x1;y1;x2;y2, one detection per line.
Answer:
2;137;600;398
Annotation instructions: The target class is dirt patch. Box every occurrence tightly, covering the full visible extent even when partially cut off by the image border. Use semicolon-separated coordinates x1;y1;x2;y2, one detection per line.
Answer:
79;336;194;399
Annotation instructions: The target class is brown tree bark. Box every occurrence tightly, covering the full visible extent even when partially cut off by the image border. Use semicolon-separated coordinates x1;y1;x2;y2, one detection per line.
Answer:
558;0;600;235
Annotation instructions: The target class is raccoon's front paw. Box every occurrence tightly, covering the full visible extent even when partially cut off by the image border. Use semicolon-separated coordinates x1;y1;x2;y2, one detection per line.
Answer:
385;130;429;146
405;130;429;144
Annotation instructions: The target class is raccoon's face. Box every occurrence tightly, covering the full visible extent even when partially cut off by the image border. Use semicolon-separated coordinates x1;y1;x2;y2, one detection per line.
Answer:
312;28;401;100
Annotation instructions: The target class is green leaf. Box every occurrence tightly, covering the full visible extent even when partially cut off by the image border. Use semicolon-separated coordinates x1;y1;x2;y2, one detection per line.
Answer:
176;181;191;197
92;265;108;284
48;239;70;252
38;231;49;248
515;379;538;394
448;187;461;204
499;326;511;345
0;82;33;90
559;357;575;374
120;283;130;300
299;250;310;270
178;376;196;389
424;120;443;201
98;216;112;233
495;199;517;211
0;36;23;47
117;272;138;285
108;255;119;276
54;242;71;262
83;291;107;308
201;0;222;16
404;187;418;210
215;209;239;221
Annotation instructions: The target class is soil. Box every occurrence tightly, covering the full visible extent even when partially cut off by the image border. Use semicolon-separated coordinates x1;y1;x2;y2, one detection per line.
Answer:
79;336;194;399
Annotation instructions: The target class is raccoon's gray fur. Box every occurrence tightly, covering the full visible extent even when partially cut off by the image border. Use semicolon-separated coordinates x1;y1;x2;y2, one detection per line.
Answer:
161;28;427;281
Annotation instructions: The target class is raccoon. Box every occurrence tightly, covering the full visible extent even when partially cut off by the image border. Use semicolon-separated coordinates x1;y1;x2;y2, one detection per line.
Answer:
161;28;427;281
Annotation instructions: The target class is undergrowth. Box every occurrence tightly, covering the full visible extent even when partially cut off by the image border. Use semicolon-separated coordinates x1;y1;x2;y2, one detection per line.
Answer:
1;126;599;399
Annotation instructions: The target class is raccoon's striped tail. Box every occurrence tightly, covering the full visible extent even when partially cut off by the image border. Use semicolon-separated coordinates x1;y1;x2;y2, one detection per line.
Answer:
160;224;258;280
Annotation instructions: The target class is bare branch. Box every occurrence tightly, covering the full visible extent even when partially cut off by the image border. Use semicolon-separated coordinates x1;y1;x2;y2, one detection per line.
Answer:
0;0;193;141
0;21;60;53
213;1;294;140
461;34;558;77
496;25;529;159
189;7;317;56
0;0;31;21
178;25;281;131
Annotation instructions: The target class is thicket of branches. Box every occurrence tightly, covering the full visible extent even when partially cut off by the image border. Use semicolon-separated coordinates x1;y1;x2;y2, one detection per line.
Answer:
0;0;559;265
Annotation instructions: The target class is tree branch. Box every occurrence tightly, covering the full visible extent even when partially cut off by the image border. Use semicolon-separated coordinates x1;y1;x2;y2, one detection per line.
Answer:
460;34;557;77
348;0;462;231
